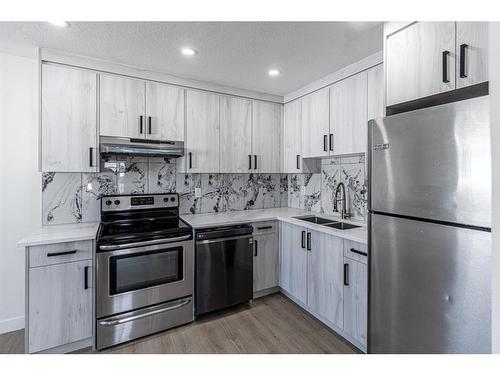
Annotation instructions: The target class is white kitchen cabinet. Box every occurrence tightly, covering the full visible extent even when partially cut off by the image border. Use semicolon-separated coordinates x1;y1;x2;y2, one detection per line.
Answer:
99;74;146;138
252;101;281;173
28;259;92;353
307;230;344;329
253;232;279;293
41;64;98;172
367;64;384;121
283;99;303;173
329;71;368;155
219;96;252;173
280;221;308;304
301;87;330;158
186;90;220;173
386;22;456;106
145;82;185;141
343;257;368;347
456;22;489;89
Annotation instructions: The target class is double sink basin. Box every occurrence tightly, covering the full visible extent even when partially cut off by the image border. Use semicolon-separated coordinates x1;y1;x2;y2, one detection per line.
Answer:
293;215;361;230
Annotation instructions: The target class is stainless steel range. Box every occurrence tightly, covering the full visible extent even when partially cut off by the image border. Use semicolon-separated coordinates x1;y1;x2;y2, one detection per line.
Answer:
95;193;194;350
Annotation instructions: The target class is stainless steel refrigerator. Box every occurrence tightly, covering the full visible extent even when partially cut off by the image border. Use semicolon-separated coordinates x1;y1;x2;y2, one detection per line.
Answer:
368;96;491;354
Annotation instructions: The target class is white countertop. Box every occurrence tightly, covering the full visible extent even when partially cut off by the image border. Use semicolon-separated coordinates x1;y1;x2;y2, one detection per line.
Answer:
17;222;99;247
181;207;367;244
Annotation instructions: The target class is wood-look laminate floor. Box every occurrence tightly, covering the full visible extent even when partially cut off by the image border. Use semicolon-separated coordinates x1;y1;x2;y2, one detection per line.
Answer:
0;293;357;354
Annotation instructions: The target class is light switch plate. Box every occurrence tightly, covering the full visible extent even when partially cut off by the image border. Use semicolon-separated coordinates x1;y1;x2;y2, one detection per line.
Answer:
301;186;306;195
195;187;202;198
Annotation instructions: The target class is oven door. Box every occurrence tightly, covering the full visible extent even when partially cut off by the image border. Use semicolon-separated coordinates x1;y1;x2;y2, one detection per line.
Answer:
97;236;194;318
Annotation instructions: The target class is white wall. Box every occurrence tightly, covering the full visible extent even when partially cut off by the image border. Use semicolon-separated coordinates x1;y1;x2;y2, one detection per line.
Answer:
490;22;500;354
0;51;40;333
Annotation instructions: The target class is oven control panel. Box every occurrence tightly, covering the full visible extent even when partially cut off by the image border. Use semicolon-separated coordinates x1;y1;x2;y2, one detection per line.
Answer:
101;193;179;211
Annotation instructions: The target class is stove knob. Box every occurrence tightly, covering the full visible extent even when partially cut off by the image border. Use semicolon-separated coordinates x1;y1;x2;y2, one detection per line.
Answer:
163;197;169;203
105;200;112;206
170;197;176;202
114;200;121;205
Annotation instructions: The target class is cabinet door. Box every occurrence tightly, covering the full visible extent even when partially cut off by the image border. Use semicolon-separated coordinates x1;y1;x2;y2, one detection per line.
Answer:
283;100;302;173
386;22;456;106
253;233;279;292
307;230;344;328
456;22;489;89
367;64;384;121
329;71;368;155
219;96;252;173
301;88;330;158
280;222;307;304
252;101;281;173
145;82;185;141
343;258;368;346
41;64;97;172
186;90;220;173
100;74;146;138
28;260;92;353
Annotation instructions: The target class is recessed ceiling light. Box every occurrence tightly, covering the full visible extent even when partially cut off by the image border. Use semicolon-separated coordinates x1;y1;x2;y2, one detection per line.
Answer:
181;47;197;56
268;69;280;77
48;21;70;28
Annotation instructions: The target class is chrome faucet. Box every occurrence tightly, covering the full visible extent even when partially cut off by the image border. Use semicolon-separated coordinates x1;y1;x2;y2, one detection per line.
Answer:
334;182;351;220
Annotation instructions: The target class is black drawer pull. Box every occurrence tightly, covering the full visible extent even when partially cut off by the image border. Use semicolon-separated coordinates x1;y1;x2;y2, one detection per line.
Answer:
323;135;328;151
139;115;144;134
301;231;306;248
460;43;468;78
84;266;90;290
254;155;258;170
344;263;349;286
442;50;450;83
148;116;152;134
296;154;300;170
47;250;77;257
306;232;311;251
254;240;258;257
89;147;94;167
257;226;273;230
329;134;333;151
189;152;193;169
350;248;368;257
248;154;252;169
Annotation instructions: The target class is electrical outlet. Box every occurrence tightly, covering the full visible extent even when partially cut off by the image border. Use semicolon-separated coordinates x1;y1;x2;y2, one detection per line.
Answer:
195;187;202;198
301;186;306;195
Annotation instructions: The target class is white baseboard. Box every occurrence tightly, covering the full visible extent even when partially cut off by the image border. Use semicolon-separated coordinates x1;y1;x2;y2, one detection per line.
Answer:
0;316;24;334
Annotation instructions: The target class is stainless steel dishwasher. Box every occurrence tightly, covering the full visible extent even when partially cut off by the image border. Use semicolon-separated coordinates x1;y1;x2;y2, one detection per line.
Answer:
195;224;253;315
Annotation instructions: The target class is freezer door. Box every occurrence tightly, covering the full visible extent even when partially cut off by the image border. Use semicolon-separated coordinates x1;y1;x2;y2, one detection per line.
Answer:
369;96;491;228
368;213;491;353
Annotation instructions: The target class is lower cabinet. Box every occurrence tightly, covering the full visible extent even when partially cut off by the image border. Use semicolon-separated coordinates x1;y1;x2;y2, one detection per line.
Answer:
343;258;368;346
253;232;279;293
26;241;93;353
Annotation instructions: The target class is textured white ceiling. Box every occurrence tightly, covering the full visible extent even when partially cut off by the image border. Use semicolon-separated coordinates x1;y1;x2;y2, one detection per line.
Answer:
0;21;383;96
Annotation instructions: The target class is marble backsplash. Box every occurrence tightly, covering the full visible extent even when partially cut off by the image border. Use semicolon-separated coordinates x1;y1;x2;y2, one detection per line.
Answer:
41;155;367;225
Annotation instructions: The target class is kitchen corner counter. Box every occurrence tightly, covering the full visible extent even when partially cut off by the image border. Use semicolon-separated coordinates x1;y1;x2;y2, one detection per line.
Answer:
17;222;99;247
181;208;367;244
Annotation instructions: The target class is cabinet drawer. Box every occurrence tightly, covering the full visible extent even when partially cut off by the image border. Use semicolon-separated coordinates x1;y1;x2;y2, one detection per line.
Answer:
252;221;277;235
29;240;93;268
343;240;368;264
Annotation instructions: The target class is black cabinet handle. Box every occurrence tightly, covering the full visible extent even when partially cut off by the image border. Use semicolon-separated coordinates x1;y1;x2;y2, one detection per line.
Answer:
329;134;333;151
344;263;349;286
442;50;450;83
254;240;258;257
89;147;94;167
189;152;192;169
323;135;328;152
301;231;306;248
139;115;144;134
254;155;258;170
460;43;468;78
306;232;311;251
47;250;77;257
84;266;89;290
257;226;273;230
248;155;252;169
350;248;368;257
296;155;300;170
148;116;152;134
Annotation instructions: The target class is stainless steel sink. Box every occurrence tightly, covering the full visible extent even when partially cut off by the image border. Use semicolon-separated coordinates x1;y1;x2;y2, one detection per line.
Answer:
323;222;361;230
293;216;337;225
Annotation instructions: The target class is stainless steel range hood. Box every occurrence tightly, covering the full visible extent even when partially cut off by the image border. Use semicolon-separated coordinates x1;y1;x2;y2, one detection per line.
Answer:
99;136;184;158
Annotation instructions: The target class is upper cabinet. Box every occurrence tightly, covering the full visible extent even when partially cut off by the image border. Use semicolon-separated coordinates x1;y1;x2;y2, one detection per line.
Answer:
252;101;281;173
100;74;185;141
301;87;330;158
41;64;98;172
186;90;220;173
367;64;384;121
283;99;303;173
386;21;488;107
330;71;368;156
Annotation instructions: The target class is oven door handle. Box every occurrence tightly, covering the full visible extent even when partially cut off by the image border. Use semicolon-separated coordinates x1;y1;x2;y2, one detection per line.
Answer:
196;234;253;245
98;297;192;327
99;235;192;251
